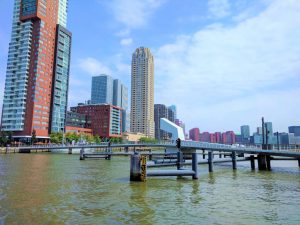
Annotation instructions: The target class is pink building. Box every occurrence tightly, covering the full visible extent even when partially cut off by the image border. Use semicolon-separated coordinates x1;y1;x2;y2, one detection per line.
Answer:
189;128;200;141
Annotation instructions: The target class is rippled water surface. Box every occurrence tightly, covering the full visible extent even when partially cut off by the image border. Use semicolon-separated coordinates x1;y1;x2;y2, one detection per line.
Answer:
0;154;300;224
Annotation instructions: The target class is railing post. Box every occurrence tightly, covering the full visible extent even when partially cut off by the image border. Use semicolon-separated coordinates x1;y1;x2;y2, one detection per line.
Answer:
192;153;198;179
208;151;213;172
250;155;255;170
232;151;237;170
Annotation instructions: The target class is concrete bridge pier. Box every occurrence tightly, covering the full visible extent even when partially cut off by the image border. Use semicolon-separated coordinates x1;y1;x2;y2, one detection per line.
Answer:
192;153;198;179
250;155;255;170
232;151;237;170
177;151;183;170
257;154;267;170
266;155;271;170
208;151;213;172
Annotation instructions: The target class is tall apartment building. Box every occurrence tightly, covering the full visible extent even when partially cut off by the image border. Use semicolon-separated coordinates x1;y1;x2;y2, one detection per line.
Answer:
130;47;154;137
154;104;169;140
240;125;250;139
1;0;71;140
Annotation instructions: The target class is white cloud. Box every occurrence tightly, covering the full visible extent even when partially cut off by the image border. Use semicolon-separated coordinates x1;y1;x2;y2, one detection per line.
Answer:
208;0;231;19
155;0;300;132
120;38;133;46
109;0;166;31
78;57;112;75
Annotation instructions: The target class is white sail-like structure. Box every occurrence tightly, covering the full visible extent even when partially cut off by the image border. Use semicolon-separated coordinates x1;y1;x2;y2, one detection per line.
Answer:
160;118;185;141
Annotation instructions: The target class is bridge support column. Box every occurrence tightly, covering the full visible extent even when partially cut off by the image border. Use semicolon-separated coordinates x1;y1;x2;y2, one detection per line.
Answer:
266;155;271;170
298;159;300;168
232;151;237;170
257;154;267;170
80;148;85;160
177;151;183;170
250;155;255;170
202;150;205;159
192;153;198;179
208;151;213;172
219;153;222;158
125;146;128;152
68;147;72;154
149;149;152;161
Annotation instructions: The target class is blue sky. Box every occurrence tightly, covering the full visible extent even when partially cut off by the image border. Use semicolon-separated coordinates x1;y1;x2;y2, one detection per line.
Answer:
0;0;299;134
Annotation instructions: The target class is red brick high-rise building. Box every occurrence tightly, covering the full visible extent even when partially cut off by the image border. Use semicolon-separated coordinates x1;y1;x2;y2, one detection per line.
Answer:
1;0;71;141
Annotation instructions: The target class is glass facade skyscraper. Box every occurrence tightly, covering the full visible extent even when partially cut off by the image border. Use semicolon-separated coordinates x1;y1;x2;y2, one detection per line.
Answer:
91;75;114;104
50;25;72;133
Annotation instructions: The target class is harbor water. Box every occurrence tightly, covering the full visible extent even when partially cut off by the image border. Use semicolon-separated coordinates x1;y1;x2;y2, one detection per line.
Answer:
0;154;300;224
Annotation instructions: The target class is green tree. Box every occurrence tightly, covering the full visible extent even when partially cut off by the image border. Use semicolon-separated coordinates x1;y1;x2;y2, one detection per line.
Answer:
139;137;158;143
50;132;63;144
31;129;36;145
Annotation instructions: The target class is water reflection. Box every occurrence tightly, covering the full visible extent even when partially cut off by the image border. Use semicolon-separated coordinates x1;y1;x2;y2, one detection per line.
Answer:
0;155;300;224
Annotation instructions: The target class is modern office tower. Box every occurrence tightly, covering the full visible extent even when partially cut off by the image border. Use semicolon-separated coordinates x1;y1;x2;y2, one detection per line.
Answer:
265;122;273;135
289;126;300;136
167;107;175;123
189;128;200;141
241;125;250;139
154;104;169;140
91;74;114;104
257;127;263;135
113;79;128;132
1;0;71;140
168;105;177;120
130;47;154;137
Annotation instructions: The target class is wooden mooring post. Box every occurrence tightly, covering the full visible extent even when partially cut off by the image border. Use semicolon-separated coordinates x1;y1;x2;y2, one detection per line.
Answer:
80;148;85;160
130;153;146;181
208;151;213;172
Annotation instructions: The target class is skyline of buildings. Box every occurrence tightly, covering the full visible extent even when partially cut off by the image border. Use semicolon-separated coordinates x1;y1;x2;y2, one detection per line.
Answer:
0;0;71;140
0;1;298;143
130;47;154;138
